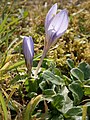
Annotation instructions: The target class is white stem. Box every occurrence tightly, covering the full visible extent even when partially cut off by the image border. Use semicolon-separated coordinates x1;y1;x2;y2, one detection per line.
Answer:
34;48;47;78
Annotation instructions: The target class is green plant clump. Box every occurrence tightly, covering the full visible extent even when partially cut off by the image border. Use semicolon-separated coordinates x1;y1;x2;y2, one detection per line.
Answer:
0;0;90;120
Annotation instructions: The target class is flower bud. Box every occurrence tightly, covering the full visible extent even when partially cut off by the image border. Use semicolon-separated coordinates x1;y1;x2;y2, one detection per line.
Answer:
23;36;34;71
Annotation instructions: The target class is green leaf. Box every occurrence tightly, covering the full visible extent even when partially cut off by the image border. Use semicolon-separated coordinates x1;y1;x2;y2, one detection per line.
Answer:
66;58;75;69
0;15;8;33
43;89;55;97
25;79;38;93
52;68;61;76
84;79;90;84
63;75;71;84
78;62;90;80
51;114;64;120
84;85;90;95
52;94;64;111
8;60;25;70
23;11;29;18
0;28;15;47
42;70;63;85
24;95;42;120
69;82;83;105
65;107;82;116
71;68;84;81
87;105;90;116
0;91;8;120
39;81;47;90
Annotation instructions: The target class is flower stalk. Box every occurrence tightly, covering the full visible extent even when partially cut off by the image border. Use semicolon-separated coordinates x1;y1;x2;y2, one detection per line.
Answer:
34;46;48;78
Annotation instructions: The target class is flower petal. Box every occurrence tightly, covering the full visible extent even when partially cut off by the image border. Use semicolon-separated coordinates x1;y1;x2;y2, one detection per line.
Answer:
46;29;56;46
47;9;68;41
56;9;68;37
45;3;57;32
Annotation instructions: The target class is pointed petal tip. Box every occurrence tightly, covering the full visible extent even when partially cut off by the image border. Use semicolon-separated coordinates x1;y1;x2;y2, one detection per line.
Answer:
23;36;33;41
53;3;57;7
51;3;57;9
22;36;34;69
61;9;68;15
60;9;69;24
45;3;58;32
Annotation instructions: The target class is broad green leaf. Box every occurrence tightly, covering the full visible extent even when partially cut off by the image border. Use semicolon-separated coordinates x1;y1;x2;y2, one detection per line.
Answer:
71;68;84;81
42;70;63;85
0;91;8;120
84;85;90;95
65;107;82;116
39;81;47;90
78;62;90;80
43;89;55;97
50;114;64;120
53;68;61;76
69;82;83;105
63;75;71;84
24;95;42;120
84;79;90;84
66;58;75;69
52;94;64;111
25;79;38;93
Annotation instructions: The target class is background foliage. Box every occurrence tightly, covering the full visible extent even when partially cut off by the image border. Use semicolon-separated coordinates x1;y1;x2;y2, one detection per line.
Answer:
0;0;90;120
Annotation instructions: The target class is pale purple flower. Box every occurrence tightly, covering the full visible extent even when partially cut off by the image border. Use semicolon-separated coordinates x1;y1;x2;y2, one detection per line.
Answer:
23;36;34;71
35;3;69;77
45;3;69;50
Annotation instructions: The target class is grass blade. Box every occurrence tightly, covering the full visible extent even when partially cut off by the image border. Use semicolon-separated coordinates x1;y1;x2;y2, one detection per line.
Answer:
24;95;42;120
0;91;8;120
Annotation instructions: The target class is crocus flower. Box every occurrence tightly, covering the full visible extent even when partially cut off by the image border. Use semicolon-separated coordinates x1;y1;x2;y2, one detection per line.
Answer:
34;3;68;77
23;36;34;71
45;3;68;50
